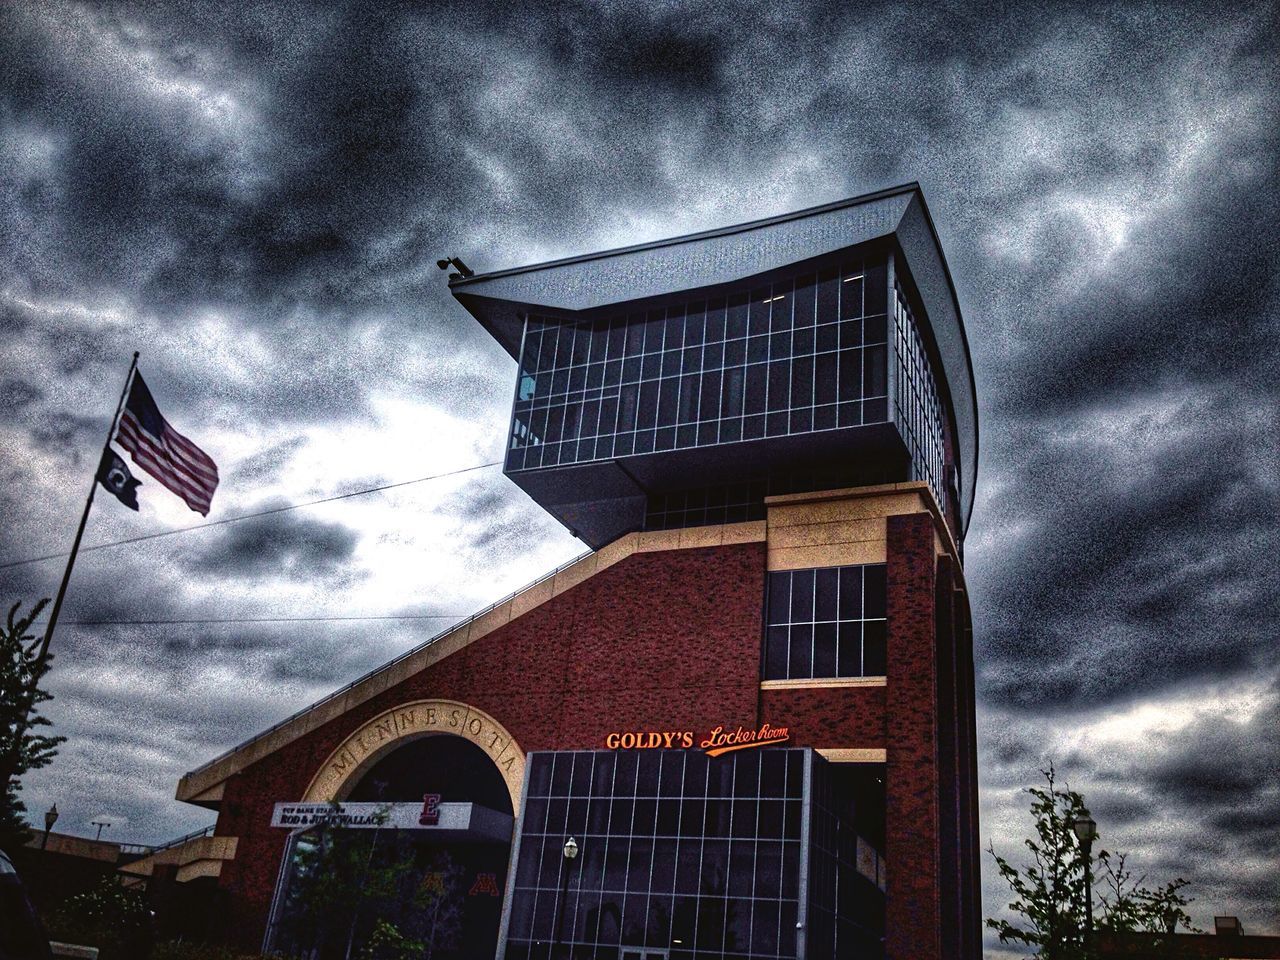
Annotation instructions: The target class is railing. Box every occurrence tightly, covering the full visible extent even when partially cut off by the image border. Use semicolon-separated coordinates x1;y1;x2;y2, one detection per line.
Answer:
184;547;594;778
146;823;215;853
116;823;216;863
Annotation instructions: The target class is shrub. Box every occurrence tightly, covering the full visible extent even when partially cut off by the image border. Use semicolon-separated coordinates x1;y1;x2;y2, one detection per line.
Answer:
47;877;152;960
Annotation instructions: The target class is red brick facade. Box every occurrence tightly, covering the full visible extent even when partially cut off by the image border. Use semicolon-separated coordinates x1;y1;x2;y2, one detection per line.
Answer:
201;522;979;958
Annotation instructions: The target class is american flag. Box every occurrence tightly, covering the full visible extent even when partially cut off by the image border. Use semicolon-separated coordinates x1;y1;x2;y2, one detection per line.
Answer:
115;372;219;515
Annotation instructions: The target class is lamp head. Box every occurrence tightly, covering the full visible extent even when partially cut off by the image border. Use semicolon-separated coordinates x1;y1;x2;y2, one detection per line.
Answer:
563;836;579;860
45;803;58;829
1071;813;1098;845
435;256;474;279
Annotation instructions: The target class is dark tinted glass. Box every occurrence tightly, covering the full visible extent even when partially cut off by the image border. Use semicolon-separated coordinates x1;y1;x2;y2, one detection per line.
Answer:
763;564;888;680
506;254;892;478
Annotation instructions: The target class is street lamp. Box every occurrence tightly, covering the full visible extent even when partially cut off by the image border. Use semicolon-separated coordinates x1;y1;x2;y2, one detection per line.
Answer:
1071;812;1098;938
40;804;58;850
91;819;111;841
551;837;580;959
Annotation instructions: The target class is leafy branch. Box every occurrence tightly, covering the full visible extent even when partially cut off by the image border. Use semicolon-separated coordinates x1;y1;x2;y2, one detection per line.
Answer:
987;764;1199;959
0;598;65;848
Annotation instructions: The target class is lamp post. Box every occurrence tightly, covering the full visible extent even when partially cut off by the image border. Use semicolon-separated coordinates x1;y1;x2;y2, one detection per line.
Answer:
40;804;58;850
551;836;579;960
91;819;111;841
1071;812;1098;941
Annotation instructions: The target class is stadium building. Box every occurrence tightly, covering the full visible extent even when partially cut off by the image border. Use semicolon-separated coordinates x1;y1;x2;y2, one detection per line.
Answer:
136;182;981;959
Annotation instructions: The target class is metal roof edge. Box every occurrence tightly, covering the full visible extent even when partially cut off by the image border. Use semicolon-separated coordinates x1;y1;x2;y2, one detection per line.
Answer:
901;186;980;536
448;181;923;289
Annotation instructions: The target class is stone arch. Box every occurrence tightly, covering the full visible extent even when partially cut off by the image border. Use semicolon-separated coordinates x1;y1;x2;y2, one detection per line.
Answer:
302;699;525;810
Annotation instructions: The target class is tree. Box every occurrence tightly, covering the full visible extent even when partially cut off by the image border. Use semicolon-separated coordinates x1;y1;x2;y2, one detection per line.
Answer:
275;805;433;960
0;598;65;850
1095;850;1197;940
358;919;425;960
987;766;1198;959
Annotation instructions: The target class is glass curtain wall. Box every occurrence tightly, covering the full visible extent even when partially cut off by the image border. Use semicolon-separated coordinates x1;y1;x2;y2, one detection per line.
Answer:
507;258;890;473
892;282;946;514
505;749;806;960
806;761;886;957
503;750;885;960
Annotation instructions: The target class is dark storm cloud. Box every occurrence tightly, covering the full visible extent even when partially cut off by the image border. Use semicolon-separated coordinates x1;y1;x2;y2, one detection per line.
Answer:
442;481;569;561
1112;680;1278;861
190;504;362;581
0;377;42;410
1;0;1277;936
970;134;1280;711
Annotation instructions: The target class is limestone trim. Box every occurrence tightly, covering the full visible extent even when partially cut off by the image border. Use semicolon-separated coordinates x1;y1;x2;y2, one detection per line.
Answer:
176;520;766;804
764;480;963;574
760;677;887;690
302;699;525;810
118;835;238;882
816;748;888;763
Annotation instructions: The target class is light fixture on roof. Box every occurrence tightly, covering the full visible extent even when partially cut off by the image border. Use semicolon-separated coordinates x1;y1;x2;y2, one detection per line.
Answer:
436;256;474;279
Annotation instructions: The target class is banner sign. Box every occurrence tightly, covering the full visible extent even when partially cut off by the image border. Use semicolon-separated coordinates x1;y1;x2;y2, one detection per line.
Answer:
271;797;466;830
605;722;790;757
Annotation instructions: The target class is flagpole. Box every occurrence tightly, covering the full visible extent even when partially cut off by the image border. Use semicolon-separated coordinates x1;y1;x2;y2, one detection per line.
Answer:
39;351;140;662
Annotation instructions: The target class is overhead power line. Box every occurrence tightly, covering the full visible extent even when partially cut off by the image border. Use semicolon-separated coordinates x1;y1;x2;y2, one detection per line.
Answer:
58;614;471;626
0;459;503;572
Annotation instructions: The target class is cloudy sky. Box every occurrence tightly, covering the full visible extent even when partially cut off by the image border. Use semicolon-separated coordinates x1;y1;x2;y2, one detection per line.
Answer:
1;0;1276;947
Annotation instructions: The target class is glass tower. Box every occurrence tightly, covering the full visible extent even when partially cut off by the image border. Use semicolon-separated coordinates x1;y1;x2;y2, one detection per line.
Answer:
451;186;975;550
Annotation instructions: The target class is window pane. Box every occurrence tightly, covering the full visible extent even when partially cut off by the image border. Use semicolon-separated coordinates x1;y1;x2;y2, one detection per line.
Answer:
864;620;887;675
837;621;862;678
864;565;887;617
793;274;816;327
789;570;814;623
749;287;772;337
788;625;813;678
837;568;861;621
683;302;705;348
765;625;789;679
790;355;814;410
813;622;837;677
768;572;790;625
726;292;749;339
705;298;727;343
815;568;839;621
817;270;839;325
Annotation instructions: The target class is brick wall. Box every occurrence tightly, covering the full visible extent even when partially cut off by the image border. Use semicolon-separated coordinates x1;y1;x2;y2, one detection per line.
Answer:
201;520;979;958
884;512;942;959
213;542;768;947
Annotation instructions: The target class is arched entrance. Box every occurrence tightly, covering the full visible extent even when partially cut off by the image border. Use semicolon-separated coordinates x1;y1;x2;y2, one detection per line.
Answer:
303;699;525;809
345;734;514;814
266;701;523;960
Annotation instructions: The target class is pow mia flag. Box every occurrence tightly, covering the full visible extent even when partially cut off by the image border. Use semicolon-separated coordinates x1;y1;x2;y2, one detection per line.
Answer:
96;448;141;511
